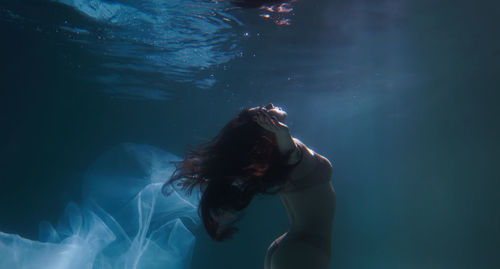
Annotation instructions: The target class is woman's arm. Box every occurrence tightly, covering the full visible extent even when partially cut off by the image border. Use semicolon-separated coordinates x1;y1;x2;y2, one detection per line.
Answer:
252;111;317;174
253;110;296;158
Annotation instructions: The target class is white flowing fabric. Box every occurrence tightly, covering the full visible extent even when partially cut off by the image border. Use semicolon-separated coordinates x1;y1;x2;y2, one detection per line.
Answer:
0;143;201;269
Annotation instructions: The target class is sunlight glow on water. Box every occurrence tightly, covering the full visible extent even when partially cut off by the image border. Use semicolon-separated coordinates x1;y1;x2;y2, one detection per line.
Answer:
259;1;295;26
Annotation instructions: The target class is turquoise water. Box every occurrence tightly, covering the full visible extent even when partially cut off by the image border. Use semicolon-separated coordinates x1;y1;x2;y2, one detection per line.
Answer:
0;0;499;268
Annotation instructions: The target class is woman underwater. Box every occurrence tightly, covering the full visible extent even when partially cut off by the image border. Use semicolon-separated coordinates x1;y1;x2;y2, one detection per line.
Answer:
164;103;336;269
0;104;335;269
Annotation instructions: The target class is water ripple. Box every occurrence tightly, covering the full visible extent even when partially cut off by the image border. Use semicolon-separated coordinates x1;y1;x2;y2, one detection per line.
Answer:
4;0;244;99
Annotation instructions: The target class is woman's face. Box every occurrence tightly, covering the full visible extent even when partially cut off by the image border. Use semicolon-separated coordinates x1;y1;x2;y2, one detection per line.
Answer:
250;103;287;122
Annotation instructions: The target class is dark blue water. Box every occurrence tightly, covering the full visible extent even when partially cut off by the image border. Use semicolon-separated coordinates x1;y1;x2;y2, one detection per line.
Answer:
1;0;499;268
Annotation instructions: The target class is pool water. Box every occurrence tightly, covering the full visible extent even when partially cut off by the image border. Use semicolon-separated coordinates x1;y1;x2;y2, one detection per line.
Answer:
0;0;499;268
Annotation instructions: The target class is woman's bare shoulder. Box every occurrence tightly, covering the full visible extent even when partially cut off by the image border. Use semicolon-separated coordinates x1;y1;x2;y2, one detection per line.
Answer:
288;139;332;181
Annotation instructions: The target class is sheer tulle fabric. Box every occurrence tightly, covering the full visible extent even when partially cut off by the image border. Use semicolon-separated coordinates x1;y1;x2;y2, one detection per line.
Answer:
0;143;201;269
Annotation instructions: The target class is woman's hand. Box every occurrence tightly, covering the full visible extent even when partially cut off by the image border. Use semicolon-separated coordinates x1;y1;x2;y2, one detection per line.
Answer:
253;111;297;158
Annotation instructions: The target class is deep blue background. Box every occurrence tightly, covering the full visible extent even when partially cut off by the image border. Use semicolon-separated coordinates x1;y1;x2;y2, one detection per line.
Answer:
1;0;499;268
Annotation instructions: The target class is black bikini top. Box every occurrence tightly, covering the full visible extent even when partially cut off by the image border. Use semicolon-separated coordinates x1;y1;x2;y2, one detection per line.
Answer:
281;143;333;193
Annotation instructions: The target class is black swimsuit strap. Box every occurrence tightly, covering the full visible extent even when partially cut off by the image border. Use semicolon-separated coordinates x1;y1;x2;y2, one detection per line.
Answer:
281;151;332;193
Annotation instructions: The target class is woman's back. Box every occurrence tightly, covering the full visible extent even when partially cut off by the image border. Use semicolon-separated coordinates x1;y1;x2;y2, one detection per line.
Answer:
281;181;336;236
280;141;336;235
265;141;336;269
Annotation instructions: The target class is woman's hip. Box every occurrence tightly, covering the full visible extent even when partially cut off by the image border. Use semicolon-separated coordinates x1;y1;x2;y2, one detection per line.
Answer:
265;232;331;269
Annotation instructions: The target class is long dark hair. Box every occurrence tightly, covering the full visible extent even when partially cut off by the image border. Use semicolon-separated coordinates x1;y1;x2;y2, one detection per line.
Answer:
162;108;291;241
